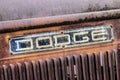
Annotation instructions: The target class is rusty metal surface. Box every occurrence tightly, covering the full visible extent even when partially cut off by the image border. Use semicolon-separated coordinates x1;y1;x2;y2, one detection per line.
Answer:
0;0;120;21
0;9;120;80
0;18;119;59
0;49;120;80
0;9;120;33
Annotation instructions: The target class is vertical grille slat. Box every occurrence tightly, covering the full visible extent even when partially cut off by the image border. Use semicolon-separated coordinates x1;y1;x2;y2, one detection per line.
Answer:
88;54;96;80
100;52;105;80
66;56;75;80
0;49;120;80
7;65;11;80
46;59;55;80
104;52;109;80
17;63;23;80
94;53;102;80
107;51;114;80
115;49;120;80
53;58;59;80
60;57;68;80
81;54;90;80
24;62;31;80
2;65;8;80
9;64;15;80
31;61;38;80
35;61;41;80
38;60;47;80
73;55;82;80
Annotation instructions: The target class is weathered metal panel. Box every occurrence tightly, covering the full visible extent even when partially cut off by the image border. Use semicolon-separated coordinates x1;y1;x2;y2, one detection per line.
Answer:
0;8;119;80
0;0;120;21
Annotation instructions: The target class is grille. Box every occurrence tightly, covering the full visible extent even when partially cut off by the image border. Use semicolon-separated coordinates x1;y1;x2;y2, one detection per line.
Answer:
0;49;120;80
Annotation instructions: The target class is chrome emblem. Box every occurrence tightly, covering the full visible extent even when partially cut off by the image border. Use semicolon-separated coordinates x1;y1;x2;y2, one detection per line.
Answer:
9;25;114;54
